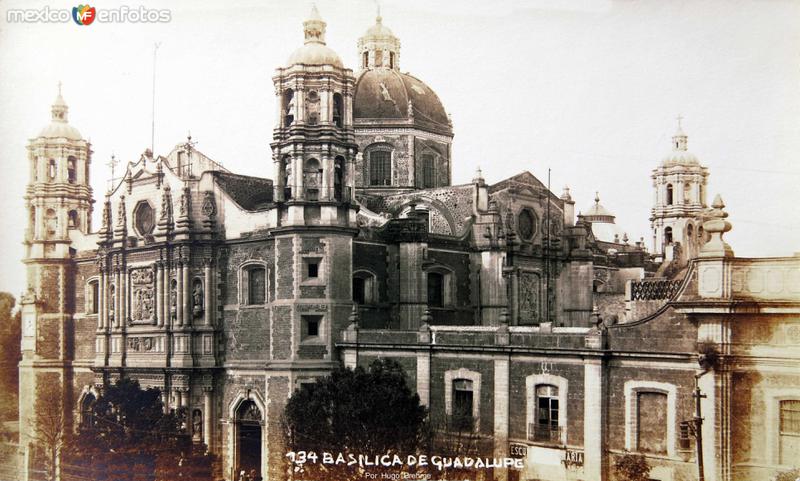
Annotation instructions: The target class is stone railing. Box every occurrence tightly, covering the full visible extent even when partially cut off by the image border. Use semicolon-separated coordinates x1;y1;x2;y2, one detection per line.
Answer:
629;278;682;300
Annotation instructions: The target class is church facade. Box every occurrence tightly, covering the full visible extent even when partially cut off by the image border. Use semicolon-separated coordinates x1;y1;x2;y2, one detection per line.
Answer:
17;8;800;481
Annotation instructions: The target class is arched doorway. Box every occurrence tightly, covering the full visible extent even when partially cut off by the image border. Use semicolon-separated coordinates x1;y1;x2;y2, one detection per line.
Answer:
235;400;263;478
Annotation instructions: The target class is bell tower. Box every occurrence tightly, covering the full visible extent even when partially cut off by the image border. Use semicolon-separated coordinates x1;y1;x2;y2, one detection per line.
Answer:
19;85;93;475
264;7;359;480
650;118;709;262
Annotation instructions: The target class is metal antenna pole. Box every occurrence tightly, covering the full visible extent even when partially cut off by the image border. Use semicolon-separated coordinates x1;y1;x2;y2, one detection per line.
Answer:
151;42;161;153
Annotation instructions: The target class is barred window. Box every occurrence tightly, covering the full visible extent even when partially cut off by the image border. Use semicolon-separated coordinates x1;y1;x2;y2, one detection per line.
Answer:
452;379;473;431
370;151;391;186
780;400;800;434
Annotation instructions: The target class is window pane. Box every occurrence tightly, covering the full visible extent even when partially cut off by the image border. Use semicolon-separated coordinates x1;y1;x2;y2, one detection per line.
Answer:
423;154;435;188
780;400;800;434
370;151;391;186
248;268;266;304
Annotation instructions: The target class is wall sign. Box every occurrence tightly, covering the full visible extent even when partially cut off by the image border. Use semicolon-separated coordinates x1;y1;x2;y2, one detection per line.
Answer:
509;443;527;458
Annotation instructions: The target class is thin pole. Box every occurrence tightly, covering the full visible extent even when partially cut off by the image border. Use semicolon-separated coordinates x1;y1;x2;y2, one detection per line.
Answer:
151;42;161;153
694;374;707;481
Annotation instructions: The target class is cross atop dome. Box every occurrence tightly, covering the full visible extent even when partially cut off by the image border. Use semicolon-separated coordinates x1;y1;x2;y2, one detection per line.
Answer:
51;82;69;122
673;114;688;151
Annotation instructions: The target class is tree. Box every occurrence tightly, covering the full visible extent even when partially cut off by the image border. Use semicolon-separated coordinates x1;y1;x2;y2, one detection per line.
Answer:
284;359;428;481
63;378;218;481
0;292;21;423
614;452;651;481
31;379;65;481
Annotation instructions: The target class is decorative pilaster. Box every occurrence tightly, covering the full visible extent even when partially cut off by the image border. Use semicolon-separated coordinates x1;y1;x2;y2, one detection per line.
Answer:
154;262;162;326
176;260;184;328
203;258;213;326
182;259;191;327
583;358;605;481
203;386;213;449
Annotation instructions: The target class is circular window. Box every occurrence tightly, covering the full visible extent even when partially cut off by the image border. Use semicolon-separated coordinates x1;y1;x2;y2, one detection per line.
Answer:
518;209;536;240
133;201;155;237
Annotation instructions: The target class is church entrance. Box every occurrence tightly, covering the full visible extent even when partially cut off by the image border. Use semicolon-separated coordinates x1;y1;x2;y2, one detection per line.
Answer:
236;400;263;479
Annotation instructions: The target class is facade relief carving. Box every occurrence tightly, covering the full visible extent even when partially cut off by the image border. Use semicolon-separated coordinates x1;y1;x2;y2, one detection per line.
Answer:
130;267;155;323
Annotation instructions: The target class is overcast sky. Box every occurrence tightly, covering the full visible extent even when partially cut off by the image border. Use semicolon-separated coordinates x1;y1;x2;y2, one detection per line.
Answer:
0;0;798;295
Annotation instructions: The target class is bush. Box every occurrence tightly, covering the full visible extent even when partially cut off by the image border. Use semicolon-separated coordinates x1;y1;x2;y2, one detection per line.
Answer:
614;453;651;481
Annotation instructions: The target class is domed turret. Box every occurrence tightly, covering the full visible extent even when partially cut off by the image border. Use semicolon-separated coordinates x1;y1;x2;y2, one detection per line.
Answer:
583;192;626;243
661;118;699;166
286;5;343;68
357;8;401;70
38;83;82;140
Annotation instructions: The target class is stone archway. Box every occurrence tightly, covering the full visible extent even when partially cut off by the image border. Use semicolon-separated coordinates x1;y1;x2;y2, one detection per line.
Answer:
235;400;263;479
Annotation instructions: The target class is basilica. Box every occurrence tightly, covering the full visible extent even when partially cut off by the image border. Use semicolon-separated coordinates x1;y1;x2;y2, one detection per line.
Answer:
17;7;800;481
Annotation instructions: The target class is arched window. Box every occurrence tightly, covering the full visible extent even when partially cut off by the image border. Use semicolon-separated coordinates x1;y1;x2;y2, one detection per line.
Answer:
33;158;39;181
48;159;57;180
243;265;266;305
533;385;560;443
422;153;435;188
683;182;691;204
68;210;78;229
389;52;395;69
362;51;368;69
87;279;99;314
664;227;673;245
333;93;343;128
686;223;694;240
80;392;96;429
334;156;345;201
282;155;292;200
698;225;704;241
304;158;321;201
67;156;77;184
305;90;320;125
283;89;295;126
369;150;391;186
428;272;444;308
699;184;705;205
45;209;57;238
375;49;383;67
666;184;674;205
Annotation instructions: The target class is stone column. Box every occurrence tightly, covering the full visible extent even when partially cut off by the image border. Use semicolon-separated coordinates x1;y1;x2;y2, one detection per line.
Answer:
154;262;161;326
416;351;430;407
176;262;184;328
321;155;332;200
274;156;285;202
173;389;182;410
98;270;106;330
204;260;213;326
114;268;121;329
183;261;191;327
203;387;213;449
583;358;604;481
180;388;188;408
124;267;131;326
320;89;330;124
294;155;304;200
156;262;164;327
493;357;510;481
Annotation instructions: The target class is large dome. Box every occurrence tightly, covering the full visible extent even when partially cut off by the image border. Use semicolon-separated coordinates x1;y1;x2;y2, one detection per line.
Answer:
286;42;343;68
354;69;451;134
38;122;82;141
582;193;627;244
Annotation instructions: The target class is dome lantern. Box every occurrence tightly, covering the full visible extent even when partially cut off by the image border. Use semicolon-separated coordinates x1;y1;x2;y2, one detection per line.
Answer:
357;8;401;70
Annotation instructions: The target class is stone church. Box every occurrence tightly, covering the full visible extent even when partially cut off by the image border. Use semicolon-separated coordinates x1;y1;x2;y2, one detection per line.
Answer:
18;7;800;481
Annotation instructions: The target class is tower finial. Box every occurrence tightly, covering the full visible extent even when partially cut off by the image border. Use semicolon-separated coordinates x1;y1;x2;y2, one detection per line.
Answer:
672;115;688;151
58;81;62;97
376;1;382;22
303;3;326;44
595;191;600;204
676;114;683;130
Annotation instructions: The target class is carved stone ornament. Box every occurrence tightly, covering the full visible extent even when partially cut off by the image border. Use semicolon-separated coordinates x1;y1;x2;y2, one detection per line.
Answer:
130;268;155;322
201;191;216;218
117;196;127;227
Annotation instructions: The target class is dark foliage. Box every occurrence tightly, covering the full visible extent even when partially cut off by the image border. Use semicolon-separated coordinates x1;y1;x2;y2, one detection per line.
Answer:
63;378;218;481
614;452;651;481
284;359;428;481
0;292;20;423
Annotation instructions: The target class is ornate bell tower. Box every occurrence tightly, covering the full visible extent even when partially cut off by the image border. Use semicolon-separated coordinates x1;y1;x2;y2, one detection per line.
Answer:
650;118;709;262
19;85;93;475
263;7;359;480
